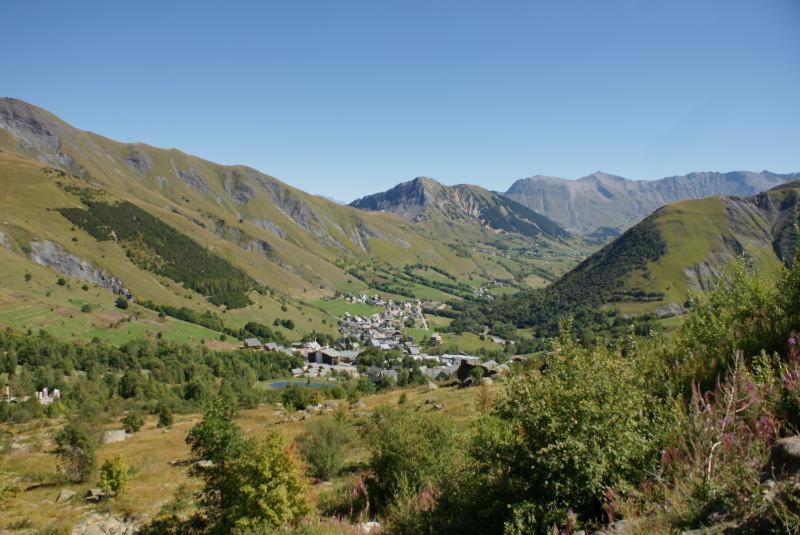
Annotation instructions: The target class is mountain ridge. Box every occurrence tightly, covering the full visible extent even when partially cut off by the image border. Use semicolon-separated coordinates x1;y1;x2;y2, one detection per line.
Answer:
350;176;569;240
505;169;800;234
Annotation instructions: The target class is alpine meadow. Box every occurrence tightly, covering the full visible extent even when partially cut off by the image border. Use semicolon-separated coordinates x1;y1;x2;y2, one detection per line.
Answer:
2;2;800;534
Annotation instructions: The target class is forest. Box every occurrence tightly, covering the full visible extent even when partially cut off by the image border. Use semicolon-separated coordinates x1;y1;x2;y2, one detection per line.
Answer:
59;200;257;308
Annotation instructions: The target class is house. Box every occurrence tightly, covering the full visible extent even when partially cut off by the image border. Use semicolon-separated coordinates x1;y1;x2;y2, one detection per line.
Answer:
243;338;262;350
319;348;341;366
430;333;443;345
455;359;501;384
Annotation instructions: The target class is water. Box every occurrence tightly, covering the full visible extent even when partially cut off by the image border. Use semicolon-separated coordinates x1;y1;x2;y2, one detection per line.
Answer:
266;379;328;390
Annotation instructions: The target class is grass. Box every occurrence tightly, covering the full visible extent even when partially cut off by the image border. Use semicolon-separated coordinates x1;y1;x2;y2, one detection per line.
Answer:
310;299;382;319
0;381;496;532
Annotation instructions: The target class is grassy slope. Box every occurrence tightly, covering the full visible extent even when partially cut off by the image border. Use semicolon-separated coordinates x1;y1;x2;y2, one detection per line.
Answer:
0;99;597;344
611;195;785;313
0;382;496;532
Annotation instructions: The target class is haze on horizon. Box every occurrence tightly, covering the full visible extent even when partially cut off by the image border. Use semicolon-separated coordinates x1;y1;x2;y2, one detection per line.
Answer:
2;0;799;201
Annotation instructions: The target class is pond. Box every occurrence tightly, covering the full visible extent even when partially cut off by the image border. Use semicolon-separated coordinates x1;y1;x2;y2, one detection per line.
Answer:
265;379;329;390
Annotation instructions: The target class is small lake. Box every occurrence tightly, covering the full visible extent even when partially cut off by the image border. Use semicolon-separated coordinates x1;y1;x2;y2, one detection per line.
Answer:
265;380;328;390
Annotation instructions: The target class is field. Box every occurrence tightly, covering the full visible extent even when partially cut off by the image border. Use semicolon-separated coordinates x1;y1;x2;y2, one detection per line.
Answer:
309;299;382;319
0;382;495;532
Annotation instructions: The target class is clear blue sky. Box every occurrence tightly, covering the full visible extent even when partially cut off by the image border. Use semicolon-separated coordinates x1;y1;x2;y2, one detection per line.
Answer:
3;0;799;200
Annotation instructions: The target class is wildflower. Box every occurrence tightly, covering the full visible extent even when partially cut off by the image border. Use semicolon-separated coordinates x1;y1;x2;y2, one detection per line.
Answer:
789;337;797;347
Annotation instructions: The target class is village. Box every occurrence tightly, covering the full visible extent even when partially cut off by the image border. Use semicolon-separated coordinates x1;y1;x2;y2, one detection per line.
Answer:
242;293;514;386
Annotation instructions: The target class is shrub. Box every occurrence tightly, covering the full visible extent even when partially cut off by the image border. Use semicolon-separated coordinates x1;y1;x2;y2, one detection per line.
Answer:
115;296;129;310
364;406;460;514
122;412;144;433
156;404;173;428
445;333;677;533
297;417;355;480
80;304;92;313
99;456;129;496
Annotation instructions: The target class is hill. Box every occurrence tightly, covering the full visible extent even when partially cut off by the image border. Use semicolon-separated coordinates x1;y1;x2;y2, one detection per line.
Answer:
504;170;800;234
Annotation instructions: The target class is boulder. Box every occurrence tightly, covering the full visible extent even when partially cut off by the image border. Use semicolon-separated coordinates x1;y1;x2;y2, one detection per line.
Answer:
85;488;108;503
102;430;131;444
56;489;76;503
479;377;493;386
432;403;444;411
770;435;800;478
423;382;438;391
71;512;141;534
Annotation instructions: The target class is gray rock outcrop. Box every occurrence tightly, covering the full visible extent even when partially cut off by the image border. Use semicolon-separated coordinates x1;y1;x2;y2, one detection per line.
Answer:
29;240;130;298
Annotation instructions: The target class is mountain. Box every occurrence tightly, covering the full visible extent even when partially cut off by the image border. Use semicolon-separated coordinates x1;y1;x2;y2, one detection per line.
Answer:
0;98;581;344
505;170;800;235
543;182;800;316
350;176;569;240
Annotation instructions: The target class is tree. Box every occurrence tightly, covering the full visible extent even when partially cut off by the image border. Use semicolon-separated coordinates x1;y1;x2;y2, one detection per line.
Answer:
186;400;307;531
115;296;129;309
55;421;97;483
99;456;129;496
157;404;173;428
296;417;355;480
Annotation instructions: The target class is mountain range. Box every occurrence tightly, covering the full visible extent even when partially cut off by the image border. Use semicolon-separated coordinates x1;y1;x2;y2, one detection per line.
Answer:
504;170;800;235
0;98;575;344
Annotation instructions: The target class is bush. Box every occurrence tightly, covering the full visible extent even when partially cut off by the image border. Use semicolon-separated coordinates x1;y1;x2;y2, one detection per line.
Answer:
99;456;129;496
115;296;129;310
364;406;461;514
80;304;92;313
122;412;144;433
156;404;173;428
297;417;355;480
442;332;676;533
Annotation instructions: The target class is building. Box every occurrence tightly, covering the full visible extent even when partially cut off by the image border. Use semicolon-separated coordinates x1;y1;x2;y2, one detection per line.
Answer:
243;338;262;350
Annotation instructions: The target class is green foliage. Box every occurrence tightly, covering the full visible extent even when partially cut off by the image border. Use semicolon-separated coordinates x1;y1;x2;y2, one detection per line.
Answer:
55;421;97;483
434;333;676;533
99;456;129;495
115;296;129;309
60;200;256;308
296;417;356;480
0;329;300;424
364;406;461;514
80;303;92;313
186;399;307;531
122;412;144;433
673;257;784;390
157;404;174;428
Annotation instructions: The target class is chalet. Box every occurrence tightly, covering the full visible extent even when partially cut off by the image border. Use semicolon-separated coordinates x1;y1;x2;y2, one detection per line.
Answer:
455;359;503;384
430;332;443;345
243;338;262;350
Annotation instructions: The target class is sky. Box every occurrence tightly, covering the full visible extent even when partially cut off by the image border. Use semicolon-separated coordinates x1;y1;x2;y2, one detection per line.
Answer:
2;0;799;201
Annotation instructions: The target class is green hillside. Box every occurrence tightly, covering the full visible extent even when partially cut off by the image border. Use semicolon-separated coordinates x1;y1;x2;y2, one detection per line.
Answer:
0;98;593;344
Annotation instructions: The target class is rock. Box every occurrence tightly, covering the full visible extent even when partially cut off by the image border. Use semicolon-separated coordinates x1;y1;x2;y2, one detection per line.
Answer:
479;377;493;386
102;430;131;444
423;382;438;391
770;435;800;478
432;403;444;411
29;240;129;297
56;489;76;503
360;520;381;533
85;488;108;503
71;512;141;534
352;400;367;409
461;376;474;388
